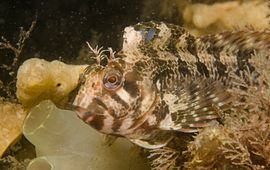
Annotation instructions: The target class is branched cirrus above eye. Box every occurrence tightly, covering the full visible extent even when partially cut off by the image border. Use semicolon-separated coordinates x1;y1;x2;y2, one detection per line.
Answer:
103;69;123;90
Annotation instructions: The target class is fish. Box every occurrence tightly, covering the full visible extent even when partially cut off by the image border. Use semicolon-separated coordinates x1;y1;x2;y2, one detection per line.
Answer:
72;22;270;149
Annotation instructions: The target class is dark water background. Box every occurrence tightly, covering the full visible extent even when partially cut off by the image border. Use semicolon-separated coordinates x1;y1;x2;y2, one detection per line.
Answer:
0;0;143;63
0;0;224;64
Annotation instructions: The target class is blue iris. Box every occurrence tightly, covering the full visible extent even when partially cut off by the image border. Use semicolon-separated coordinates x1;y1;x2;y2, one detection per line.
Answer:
145;28;156;42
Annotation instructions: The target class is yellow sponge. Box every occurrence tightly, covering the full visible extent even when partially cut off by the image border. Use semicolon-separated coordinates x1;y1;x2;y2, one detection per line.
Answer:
16;58;87;107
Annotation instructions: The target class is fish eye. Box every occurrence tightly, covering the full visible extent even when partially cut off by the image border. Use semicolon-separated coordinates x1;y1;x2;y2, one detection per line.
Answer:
103;69;123;90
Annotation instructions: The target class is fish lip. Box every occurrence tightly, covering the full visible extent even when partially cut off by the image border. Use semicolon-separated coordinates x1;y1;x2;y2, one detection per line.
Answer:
72;104;105;122
72;105;93;121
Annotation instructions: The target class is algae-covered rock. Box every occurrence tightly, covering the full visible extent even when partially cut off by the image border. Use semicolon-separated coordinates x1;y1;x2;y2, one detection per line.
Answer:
16;58;87;107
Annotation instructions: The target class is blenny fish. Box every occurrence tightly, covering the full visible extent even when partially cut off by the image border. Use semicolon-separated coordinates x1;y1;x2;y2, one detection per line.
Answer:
72;22;270;149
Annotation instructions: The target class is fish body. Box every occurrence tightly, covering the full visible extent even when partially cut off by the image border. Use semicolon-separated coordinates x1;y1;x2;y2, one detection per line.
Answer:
72;22;270;149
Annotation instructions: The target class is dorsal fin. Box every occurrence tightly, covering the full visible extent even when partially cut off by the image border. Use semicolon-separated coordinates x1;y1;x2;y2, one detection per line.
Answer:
159;78;232;133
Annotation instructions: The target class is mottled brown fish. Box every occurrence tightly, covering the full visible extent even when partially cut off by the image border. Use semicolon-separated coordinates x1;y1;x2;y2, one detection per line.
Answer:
72;22;270;149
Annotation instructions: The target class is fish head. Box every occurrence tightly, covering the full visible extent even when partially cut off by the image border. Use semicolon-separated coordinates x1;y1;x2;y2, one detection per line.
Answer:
72;58;157;135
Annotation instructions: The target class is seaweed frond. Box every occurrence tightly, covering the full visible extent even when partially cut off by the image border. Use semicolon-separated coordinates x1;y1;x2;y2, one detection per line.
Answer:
148;147;181;170
0;20;36;71
0;20;36;101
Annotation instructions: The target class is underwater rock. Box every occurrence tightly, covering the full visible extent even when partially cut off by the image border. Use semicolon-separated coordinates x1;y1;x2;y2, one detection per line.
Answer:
16;58;87;107
183;0;270;35
23;100;149;170
0;102;27;157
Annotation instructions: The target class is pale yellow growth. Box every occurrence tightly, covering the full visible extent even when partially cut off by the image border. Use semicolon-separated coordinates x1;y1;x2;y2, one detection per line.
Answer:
0;102;27;157
183;1;270;35
23;100;149;170
16;58;88;107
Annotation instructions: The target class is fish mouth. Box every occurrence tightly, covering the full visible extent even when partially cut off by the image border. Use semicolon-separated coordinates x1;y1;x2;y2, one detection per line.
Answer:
72;105;95;123
72;97;107;123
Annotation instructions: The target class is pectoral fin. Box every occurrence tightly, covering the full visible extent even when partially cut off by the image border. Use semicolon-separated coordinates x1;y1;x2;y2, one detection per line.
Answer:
159;78;232;133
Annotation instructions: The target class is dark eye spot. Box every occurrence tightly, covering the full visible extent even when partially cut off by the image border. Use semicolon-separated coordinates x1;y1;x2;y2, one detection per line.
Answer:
108;75;117;84
56;83;61;87
103;69;123;90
